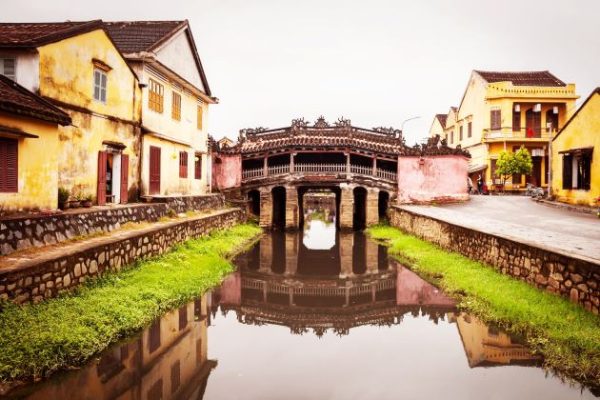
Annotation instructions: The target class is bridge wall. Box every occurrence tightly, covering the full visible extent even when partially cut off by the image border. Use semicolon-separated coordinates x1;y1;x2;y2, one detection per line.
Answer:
212;153;242;190
397;155;469;204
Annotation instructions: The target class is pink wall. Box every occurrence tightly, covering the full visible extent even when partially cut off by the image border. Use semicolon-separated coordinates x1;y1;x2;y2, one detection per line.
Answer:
397;155;468;204
212;153;242;190
396;264;456;307
219;271;241;306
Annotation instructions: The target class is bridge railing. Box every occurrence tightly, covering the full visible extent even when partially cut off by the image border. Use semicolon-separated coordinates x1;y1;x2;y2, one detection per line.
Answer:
241;163;397;183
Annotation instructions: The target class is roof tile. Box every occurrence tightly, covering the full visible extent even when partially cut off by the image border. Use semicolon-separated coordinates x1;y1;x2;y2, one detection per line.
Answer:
475;70;566;87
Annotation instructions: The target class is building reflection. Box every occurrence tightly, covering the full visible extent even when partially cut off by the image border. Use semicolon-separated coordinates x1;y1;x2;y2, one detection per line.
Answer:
10;295;215;400
449;313;542;368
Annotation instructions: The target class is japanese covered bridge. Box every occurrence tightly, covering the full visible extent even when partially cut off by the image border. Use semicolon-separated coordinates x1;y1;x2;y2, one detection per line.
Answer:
211;117;469;230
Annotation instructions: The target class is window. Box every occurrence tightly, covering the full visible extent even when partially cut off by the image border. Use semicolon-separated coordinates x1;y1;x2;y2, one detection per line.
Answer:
459;126;463;141
513;110;521;132
179;151;188;178
0;138;18;192
194;153;202;180
148;79;164;113
171;92;181;121
197;104;203;130
467;122;472;138
93;69;107;103
563;151;592;190
450;131;454;144
490;109;501;130
0;57;16;80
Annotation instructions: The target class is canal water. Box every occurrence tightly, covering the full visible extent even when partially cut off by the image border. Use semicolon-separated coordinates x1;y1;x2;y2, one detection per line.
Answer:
5;210;599;399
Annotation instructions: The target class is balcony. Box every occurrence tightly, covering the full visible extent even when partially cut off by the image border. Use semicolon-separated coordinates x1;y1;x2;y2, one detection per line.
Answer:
242;163;397;183
483;127;556;141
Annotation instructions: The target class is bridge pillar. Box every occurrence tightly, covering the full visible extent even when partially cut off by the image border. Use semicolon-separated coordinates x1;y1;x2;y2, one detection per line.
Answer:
366;239;379;274
259;234;272;273
339;185;354;230
339;232;353;278
285;232;298;276
366;188;380;227
285;186;299;230
259;188;272;228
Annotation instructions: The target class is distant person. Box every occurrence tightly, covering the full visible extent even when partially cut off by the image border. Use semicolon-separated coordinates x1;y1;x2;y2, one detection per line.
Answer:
467;177;473;194
477;174;483;195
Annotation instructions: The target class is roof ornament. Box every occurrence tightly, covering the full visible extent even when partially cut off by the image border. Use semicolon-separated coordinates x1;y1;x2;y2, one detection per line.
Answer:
240;127;268;136
334;117;352;127
291;117;309;130
372;126;402;137
313;115;330;129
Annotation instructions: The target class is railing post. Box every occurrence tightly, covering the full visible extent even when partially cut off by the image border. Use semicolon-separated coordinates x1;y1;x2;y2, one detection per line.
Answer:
372;157;377;176
345;153;350;174
263;156;268;177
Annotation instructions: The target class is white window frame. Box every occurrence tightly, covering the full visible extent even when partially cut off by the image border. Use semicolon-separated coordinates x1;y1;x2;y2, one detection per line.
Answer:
93;68;107;104
0;57;17;81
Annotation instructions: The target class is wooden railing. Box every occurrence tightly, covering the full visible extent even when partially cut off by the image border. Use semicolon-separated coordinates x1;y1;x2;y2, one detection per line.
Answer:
242;163;397;182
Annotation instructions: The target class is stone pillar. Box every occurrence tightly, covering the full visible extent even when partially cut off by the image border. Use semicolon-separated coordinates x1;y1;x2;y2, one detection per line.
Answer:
285;186;299;230
259;234;272;273
285;232;298;276
290;153;295;173
345;153;350;174
365;188;380;227
259;189;272;228
339;185;354;230
339;232;354;278
366;239;378;274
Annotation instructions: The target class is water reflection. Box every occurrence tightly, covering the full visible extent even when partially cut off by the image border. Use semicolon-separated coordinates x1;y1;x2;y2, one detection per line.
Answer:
6;295;214;400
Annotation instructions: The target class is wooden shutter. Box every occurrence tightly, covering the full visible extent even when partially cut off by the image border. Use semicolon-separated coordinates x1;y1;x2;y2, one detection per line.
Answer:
490;109;501;130
179;151;188;178
120;154;129;204
0;138;18;193
97;151;108;205
513;111;521;132
149;146;161;195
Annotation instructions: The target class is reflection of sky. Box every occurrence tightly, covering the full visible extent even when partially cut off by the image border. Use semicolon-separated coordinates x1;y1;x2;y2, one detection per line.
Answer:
303;218;336;250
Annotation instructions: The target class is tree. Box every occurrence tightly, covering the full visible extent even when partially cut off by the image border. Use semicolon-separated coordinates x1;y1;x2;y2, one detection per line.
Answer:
495;146;533;188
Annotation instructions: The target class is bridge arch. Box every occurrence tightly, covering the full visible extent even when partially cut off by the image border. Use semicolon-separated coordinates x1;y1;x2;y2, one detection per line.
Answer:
271;186;287;230
353;187;368;230
378;190;390;222
248;189;260;217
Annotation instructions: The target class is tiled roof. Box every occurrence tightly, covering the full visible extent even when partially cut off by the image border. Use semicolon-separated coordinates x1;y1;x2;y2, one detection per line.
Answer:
435;114;448;128
0;74;71;125
475;70;566;87
103;21;186;53
0;20;102;48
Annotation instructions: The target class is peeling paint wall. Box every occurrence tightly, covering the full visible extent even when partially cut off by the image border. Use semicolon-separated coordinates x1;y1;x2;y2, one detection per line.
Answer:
397;156;469;204
212;153;241;190
36;29;142;201
0;113;59;212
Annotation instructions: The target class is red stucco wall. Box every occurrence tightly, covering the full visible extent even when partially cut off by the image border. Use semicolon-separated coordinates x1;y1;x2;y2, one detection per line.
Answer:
212;153;242;190
397;155;468;204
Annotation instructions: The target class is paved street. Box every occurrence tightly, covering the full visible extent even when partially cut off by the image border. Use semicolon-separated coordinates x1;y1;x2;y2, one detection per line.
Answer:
400;196;600;263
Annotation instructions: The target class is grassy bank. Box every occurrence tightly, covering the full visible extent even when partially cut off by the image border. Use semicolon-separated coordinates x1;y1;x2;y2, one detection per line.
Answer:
367;225;600;386
0;223;261;385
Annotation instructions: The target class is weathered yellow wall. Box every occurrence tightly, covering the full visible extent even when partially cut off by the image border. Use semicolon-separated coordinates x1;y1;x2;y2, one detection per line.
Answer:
36;29;142;201
0;113;59;211
428;117;444;138
552;92;600;206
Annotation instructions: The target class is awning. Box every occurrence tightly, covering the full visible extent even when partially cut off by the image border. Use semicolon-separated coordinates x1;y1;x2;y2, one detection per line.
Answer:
0;124;39;139
102;140;126;150
558;146;593;156
468;163;487;174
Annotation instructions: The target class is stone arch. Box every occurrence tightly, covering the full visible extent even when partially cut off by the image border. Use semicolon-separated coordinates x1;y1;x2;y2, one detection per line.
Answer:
352;186;367;230
247;189;260;216
271;186;286;230
378;190;390;221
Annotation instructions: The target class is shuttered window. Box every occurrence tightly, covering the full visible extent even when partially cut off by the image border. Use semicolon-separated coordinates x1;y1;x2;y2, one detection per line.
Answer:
0;58;16;80
194;153;202;180
197;105;203;130
179;151;188;178
0;138;18;192
93;69;107;103
490;109;501;130
513;110;521;132
459;126;463;141
467;122;472;138
172;92;181;121
148;79;164;113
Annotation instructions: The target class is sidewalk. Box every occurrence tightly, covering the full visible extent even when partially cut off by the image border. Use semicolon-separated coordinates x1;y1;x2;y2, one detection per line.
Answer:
399;196;600;263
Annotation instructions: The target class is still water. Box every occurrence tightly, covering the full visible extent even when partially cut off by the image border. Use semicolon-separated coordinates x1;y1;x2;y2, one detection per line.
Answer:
6;212;598;399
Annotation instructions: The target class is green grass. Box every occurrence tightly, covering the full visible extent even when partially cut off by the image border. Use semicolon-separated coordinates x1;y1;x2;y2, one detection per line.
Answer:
367;225;600;386
0;223;262;384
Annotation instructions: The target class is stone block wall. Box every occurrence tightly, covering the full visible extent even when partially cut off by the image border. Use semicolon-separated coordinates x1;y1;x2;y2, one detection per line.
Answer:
0;208;245;304
389;206;600;314
0;194;225;257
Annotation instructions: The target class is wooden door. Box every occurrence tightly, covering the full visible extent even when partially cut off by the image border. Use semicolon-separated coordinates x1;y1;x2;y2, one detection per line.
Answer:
97;151;108;205
527;157;542;186
526;109;541;137
149;146;161;195
120;154;129;204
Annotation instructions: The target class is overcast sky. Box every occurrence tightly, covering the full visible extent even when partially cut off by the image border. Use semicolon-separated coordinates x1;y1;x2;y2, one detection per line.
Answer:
3;0;599;144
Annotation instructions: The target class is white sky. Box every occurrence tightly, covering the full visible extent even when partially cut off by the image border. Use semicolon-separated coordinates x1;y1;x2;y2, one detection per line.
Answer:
2;0;599;144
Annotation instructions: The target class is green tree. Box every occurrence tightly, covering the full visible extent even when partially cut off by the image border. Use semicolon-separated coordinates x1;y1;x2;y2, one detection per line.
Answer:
495;146;533;187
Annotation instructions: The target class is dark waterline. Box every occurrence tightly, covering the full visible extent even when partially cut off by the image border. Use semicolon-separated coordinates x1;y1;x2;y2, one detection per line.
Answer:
5;211;598;399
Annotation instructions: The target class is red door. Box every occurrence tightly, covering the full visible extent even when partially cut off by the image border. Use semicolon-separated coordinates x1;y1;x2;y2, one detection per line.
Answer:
97;151;108;205
120;154;129;204
149;146;161;195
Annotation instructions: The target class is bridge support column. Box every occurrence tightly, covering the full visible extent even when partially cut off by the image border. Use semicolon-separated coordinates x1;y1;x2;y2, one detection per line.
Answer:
285;186;299;230
339;232;354;278
259;234;272;273
366;188;380;227
339;185;354;230
366;239;379;274
259;188;272;228
285;232;298;276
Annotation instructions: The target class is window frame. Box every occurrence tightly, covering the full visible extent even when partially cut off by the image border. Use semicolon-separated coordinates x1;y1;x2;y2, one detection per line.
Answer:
194;153;202;180
0;57;17;81
93;68;108;104
148;79;164;113
490;109;501;131
179;151;188;178
459;126;463;141
171;91;181;121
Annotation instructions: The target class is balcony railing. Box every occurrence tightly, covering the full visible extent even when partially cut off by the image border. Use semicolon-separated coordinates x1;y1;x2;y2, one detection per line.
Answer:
242;163;397;182
483;127;557;140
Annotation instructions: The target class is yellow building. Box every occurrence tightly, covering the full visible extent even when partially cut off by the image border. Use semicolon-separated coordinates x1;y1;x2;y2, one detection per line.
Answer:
104;21;217;197
430;71;579;191
0;21;142;205
551;88;600;207
0;75;71;213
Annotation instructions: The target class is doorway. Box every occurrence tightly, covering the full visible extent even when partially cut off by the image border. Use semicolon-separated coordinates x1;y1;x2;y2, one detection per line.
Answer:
97;149;129;205
149;146;161;195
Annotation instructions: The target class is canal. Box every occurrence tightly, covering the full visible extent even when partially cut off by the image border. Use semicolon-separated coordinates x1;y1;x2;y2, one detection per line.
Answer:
5;209;598;399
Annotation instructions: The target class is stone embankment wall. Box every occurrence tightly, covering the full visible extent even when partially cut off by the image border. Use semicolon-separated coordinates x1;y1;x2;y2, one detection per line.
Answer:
0;194;224;256
0;208;245;305
389;207;599;315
